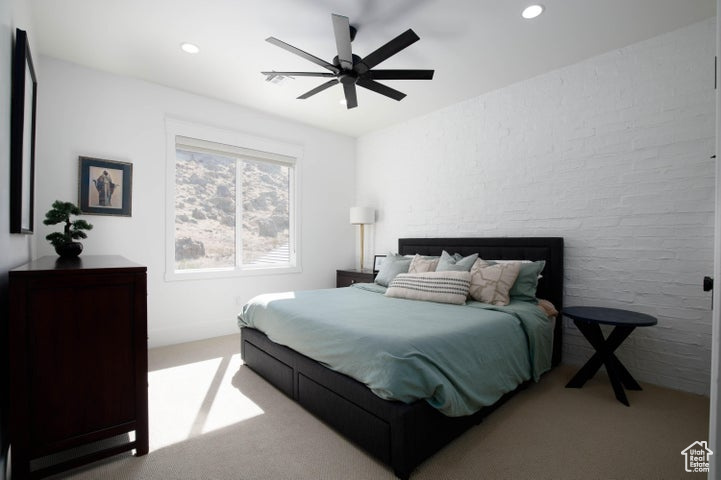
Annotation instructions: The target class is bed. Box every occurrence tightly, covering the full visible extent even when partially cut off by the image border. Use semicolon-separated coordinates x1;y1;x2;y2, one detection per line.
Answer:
238;237;563;479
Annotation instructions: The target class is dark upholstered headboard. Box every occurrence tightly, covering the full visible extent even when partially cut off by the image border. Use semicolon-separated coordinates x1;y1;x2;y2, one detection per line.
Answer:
398;237;564;366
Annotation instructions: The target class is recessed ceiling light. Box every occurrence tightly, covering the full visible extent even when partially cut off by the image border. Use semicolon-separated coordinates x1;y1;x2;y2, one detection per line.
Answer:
180;42;200;54
339;99;347;105
521;4;544;19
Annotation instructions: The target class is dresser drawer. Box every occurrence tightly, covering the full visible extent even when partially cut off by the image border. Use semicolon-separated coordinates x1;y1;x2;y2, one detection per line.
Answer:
336;270;375;288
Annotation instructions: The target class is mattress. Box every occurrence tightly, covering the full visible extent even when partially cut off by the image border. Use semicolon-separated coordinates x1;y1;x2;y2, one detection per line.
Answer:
238;283;553;417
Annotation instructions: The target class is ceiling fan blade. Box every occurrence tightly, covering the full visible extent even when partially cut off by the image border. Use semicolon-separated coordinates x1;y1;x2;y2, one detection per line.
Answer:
364;69;434;80
266;37;340;74
356;78;406;101
261;71;336;78
297;79;339;99
331;14;353;71
356;29;420;74
342;82;358;109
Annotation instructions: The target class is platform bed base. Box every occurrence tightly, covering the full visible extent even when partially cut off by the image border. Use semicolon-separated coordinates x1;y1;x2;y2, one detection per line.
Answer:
240;237;563;479
241;327;525;479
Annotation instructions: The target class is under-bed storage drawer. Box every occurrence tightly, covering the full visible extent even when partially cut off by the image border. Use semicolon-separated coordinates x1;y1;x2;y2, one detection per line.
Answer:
243;341;294;398
297;373;391;463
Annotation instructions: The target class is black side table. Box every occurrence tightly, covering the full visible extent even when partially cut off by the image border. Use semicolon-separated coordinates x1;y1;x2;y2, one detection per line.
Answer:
564;306;657;406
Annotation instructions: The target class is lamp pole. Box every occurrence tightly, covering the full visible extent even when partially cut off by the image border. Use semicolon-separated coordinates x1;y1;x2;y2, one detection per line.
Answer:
359;223;366;270
350;206;374;272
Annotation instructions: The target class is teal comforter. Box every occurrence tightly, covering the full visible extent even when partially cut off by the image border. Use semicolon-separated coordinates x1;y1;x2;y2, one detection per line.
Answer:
238;283;553;417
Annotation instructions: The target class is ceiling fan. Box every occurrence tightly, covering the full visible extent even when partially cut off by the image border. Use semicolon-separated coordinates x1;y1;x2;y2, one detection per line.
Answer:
262;13;434;109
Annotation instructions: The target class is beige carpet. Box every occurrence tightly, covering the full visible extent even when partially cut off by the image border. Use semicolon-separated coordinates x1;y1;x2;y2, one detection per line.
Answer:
54;334;709;479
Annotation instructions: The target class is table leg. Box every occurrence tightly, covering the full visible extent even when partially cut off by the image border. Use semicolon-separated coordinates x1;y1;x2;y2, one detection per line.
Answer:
565;320;640;405
604;328;642;391
603;348;630;406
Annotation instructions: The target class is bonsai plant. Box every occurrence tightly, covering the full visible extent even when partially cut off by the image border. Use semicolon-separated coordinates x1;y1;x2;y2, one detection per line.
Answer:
43;200;93;258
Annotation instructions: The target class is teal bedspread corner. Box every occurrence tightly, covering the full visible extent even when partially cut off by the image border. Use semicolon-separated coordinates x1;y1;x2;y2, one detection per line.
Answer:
467;300;553;381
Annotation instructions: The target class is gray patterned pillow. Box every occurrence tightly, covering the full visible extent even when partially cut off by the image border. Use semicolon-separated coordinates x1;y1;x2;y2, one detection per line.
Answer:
469;259;521;306
386;271;471;305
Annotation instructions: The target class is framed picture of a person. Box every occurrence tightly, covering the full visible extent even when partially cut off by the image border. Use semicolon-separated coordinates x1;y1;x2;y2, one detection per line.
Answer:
79;156;132;216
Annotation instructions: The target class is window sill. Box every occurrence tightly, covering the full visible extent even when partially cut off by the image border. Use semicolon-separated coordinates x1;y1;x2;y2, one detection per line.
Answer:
164;265;301;282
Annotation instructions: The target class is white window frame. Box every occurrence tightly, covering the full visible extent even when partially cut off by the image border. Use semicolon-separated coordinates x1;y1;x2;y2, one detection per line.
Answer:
165;118;302;281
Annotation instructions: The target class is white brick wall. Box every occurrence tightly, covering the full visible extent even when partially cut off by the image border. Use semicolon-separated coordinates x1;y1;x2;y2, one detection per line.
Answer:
356;19;716;395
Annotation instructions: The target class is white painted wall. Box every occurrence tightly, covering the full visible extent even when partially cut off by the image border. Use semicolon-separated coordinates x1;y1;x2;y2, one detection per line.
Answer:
357;19;716;395
34;57;356;347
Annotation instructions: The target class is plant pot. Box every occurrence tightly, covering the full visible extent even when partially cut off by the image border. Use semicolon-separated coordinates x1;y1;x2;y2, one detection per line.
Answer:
55;242;83;258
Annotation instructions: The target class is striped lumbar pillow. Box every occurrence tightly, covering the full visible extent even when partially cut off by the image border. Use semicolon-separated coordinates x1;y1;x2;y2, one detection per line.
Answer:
385;271;471;305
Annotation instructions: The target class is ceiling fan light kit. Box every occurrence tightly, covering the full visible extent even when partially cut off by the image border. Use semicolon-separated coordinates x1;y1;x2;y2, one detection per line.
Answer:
262;13;434;109
522;4;545;19
180;42;200;54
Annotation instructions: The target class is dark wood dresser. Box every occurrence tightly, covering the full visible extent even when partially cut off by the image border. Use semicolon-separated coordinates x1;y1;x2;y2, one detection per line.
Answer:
9;255;148;479
336;268;375;287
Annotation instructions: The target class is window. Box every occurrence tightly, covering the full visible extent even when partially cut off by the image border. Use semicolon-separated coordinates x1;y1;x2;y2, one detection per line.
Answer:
165;119;300;280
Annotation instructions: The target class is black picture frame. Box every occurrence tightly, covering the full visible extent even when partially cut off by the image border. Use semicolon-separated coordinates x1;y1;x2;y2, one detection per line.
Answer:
10;29;37;234
373;254;386;273
79;156;133;216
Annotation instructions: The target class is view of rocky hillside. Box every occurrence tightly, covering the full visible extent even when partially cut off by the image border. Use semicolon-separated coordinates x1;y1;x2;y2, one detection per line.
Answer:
174;149;290;270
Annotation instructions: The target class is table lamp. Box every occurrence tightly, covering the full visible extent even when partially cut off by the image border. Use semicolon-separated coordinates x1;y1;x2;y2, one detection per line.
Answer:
349;206;375;270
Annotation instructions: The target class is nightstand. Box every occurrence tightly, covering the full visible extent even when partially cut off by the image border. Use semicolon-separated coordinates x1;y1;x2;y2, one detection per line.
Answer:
564;306;657;406
336;269;375;288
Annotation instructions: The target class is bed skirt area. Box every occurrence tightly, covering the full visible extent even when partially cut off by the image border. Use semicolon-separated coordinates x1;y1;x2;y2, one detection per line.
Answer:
240;326;525;479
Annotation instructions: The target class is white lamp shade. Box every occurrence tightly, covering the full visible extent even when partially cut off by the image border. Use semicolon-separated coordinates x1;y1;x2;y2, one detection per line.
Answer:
349;206;375;225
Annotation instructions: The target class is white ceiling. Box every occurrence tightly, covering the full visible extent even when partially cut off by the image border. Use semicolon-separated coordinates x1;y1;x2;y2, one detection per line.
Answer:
29;0;716;137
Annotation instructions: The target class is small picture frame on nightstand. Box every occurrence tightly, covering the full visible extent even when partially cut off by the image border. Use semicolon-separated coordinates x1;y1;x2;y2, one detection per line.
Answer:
373;255;386;273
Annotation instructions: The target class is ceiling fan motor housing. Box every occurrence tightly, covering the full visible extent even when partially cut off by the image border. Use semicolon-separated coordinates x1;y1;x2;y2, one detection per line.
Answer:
349;25;357;42
333;54;363;73
339;73;357;85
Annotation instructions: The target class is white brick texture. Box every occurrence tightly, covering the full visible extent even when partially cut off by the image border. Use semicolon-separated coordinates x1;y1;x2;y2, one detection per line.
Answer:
356;19;716;395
